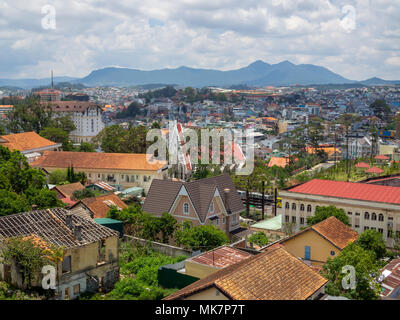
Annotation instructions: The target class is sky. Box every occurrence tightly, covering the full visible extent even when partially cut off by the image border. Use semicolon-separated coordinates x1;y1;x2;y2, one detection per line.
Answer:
0;0;399;80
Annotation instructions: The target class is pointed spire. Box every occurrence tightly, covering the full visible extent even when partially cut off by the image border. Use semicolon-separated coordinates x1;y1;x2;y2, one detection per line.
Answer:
51;69;54;89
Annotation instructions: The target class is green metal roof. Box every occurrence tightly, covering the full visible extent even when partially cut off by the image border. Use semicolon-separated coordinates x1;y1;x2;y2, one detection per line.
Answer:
94;218;123;225
251;214;282;231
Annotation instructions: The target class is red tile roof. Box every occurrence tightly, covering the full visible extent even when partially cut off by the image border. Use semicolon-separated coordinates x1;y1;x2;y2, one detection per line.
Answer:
287;179;400;205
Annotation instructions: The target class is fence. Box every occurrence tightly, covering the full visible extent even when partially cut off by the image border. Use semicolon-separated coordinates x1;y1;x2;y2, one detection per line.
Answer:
122;235;193;258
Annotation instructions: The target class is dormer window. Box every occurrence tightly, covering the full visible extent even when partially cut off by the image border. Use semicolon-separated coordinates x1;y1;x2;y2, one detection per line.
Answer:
209;200;214;213
183;203;189;215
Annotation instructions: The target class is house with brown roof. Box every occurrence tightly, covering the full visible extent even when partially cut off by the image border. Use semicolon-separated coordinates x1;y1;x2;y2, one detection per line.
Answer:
30;151;168;192
379;258;400;299
164;246;328;300
0;131;61;162
70;194;128;219
52;182;85;200
267;216;359;266
0;208;120;300
142;174;246;239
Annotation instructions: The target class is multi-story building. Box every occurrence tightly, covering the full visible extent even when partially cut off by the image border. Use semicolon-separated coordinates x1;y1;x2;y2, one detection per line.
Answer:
49;101;105;143
278;179;400;248
30;151;168;193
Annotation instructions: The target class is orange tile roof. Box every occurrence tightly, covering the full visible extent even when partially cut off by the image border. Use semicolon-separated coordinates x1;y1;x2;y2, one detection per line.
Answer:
306;146;341;157
310;216;359;250
77;194;128;219
165;247;327;300
0;132;59;152
31;151;166;171
268;157;289;168
53;182;85;198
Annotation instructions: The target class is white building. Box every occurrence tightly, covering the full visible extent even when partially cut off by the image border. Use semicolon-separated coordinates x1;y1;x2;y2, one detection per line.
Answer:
50;101;105;143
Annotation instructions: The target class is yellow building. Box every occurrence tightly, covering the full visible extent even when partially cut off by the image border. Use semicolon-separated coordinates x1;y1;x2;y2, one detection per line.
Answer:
0;208;120;300
276;216;359;266
30;151;168;192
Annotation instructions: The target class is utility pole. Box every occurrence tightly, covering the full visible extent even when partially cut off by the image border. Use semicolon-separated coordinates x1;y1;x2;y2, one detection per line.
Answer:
261;181;265;220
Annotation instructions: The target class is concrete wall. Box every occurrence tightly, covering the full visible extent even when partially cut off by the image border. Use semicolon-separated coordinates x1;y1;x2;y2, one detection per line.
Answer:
123;235;192;258
185;260;220;279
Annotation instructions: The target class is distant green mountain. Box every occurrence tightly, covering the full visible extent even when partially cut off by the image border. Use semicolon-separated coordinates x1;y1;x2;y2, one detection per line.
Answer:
76;60;353;87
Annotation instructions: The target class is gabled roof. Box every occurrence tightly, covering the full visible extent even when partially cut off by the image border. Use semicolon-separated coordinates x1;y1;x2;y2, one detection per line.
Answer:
75;194;128;219
0;132;59;152
31;151;166;171
49;101;100;112
53;182;85;198
0;208;118;249
142;174;244;222
286;179;400;205
164;247;327;300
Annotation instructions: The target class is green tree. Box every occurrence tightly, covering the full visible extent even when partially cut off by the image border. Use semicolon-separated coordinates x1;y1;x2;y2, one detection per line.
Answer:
71;188;95;201
158;212;177;244
174;223;229;251
307;206;350;226
26;188;64;210
370;99;392;121
322;242;381;300
0;190;30;216
78;142;96;152
356;229;387;259
48;169;68;185
39;127;70;145
248;231;269;247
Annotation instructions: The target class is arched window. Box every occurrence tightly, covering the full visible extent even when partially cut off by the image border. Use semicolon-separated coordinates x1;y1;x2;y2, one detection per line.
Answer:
183;203;189;214
371;213;377;221
300;204;305;211
292;203;296;210
307;205;312;212
378;214;384;221
285;202;290;209
364;212;370;220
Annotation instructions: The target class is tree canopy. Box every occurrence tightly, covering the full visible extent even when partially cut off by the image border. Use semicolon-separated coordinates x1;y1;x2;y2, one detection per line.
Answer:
307;205;350;226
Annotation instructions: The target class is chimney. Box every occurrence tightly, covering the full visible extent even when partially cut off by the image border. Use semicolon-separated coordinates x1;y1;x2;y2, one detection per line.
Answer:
223;188;231;214
66;213;74;230
74;223;82;241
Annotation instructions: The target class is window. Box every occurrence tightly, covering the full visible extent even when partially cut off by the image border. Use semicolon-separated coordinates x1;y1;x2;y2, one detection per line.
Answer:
371;227;376;231
300;204;305;211
215;218;219;226
300;217;304;225
378;228;383;234
364;226;370;231
379;214;384;221
307;205;312;212
355;212;360;216
209;201;214;213
222;217;225;224
183;203;189;215
355;225;360;228
232;214;237;224
285;202;290;209
144;176;148;182
371;213;377;221
364;212;370;220
347;212;352;215
330;251;335;256
73;284;80;295
98;240;106;263
292;203;296;210
285;215;289;222
62;256;71;274
292;216;296;223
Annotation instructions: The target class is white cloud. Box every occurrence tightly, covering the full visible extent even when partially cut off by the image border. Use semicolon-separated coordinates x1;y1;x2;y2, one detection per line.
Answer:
0;0;399;80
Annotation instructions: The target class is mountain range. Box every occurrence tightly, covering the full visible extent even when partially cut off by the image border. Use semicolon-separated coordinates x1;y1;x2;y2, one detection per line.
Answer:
1;61;399;89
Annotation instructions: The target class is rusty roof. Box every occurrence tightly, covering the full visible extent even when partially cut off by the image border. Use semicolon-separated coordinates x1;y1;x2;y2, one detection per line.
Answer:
164;247;327;300
31;151;166;171
380;259;400;298
187;246;252;268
